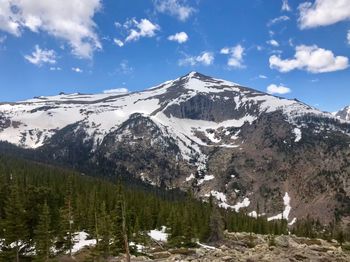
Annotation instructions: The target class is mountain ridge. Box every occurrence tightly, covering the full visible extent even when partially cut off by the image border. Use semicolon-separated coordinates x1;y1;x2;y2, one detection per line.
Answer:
0;72;349;226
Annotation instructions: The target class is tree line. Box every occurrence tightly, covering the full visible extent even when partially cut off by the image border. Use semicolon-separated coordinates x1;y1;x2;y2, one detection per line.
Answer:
0;154;315;261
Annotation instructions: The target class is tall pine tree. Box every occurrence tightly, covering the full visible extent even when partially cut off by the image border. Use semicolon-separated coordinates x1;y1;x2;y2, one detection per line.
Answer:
34;201;52;261
3;181;28;262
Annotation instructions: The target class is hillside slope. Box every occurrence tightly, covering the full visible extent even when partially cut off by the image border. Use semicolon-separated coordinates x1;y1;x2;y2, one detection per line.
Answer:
0;72;349;225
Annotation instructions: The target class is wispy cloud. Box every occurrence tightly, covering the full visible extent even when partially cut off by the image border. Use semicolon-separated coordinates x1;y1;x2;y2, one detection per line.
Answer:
117;60;134;74
114;38;124;47
179;52;214;66
220;44;245;68
267;39;279;47
268;15;290;26
72;67;83;73
153;0;195;21
24;45;56;66
122;18;160;42
282;0;291;12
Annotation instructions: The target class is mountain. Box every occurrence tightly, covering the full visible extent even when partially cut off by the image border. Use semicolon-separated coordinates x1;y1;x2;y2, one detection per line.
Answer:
0;72;349;225
335;106;350;121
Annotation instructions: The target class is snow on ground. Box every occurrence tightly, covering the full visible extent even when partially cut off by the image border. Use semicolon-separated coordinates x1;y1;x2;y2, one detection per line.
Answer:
208;191;227;202
248;211;258;218
129;242;145;252
197;175;215;185
196;242;216;250
293;127;302;142
184;74;240;94
268;192;292;221
208;194;250;212
71;232;97;254
288;217;297;226
231;197;251;212
185;173;195;182
148;226;168;242
0;239;4;252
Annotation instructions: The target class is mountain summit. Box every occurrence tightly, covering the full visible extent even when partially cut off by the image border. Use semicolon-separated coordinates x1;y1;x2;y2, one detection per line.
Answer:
0;72;349;225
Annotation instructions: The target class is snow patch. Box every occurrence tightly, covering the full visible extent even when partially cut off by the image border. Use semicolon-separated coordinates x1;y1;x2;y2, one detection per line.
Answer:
293;127;302;142
196;242;216;249
148;226;168;242
129;242;145;252
268;192;292;221
231;197;251;212
71;232;97;254
198;175;214;185
185;173;195;182
209;191;227;202
288;217;297;226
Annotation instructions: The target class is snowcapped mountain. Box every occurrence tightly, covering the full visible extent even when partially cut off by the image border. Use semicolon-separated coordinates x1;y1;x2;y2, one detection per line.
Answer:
0;72;329;150
335;105;350;121
0;72;349;225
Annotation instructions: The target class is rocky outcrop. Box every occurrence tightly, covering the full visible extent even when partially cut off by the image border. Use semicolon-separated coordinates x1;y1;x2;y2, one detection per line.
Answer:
110;232;350;262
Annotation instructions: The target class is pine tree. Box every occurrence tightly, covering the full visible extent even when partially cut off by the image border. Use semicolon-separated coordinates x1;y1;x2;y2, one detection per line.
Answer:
34;201;52;261
59;178;75;256
98;201;113;258
114;199;124;255
3;181;28;262
113;185;130;261
207;205;224;243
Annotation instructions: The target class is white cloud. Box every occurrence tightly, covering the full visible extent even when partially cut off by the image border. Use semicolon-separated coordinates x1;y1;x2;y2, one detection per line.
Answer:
298;0;350;29
269;45;349;73
154;0;195;21
114;38;124;47
179;52;214;66
24;45;56;66
267;39;279;47
259;74;268;79
282;0;291;11
220;44;245;68
267;84;291;95
72;67;83;73
124;18;159;42
347;30;350;45
268;15;290;26
168;32;188;43
103;88;129;94
0;0;102;58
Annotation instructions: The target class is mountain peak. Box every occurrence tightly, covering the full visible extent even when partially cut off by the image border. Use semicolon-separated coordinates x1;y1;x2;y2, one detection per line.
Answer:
182;71;212;80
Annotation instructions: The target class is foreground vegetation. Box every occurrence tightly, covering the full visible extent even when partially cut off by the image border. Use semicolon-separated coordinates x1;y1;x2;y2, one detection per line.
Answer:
0;154;347;261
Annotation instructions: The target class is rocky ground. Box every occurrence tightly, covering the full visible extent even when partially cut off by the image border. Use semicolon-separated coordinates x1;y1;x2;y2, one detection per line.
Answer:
107;232;350;262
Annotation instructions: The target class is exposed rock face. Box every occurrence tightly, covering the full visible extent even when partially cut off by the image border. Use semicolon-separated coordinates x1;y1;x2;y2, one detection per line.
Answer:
0;72;349;224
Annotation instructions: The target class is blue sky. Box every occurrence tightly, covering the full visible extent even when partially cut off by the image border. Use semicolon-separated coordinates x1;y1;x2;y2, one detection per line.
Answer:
0;0;349;112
